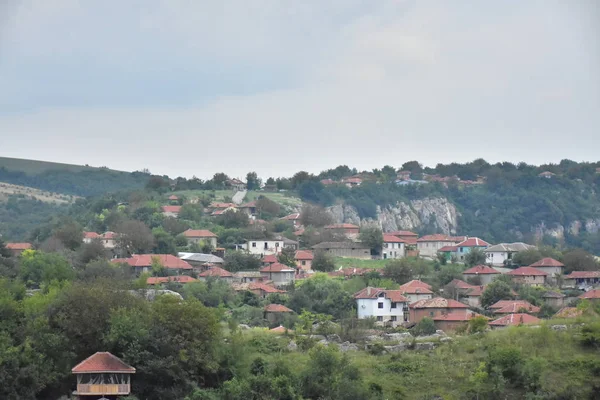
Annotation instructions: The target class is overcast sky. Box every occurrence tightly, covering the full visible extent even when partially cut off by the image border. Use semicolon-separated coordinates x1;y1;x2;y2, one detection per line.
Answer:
0;1;599;179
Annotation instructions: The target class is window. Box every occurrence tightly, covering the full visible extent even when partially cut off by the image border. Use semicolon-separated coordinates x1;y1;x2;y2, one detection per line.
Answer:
264;242;268;249
430;311;434;317
391;316;397;321
391;302;397;308
378;303;384;309
383;243;388;248
252;242;256;248
377;316;383;322
275;242;280;247
460;247;464;253
301;261;306;266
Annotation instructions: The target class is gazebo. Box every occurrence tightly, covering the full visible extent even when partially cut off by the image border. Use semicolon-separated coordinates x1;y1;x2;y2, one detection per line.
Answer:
72;352;135;399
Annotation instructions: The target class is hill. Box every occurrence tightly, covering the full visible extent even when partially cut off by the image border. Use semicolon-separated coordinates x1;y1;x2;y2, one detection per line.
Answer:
0;156;126;175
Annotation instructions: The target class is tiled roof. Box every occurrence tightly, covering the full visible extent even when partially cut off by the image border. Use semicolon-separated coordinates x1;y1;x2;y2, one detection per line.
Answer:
295;250;314;260
485;242;535;253
353;287;409;302
232;282;286;294
554;307;583;319
399;280;433;290
489;313;541;327
383;234;406;243
264;304;293;313
168;195;179;200
508;266;548;276
456;237;490;247
489;300;518;309
209;202;237;209
465;286;485;296
83;232;101;239
493;301;540;314
438;245;458;252
103;231;117;239
410;297;469;309
579;289;600;299
417;234;458;242
260;263;295;272
329;267;368;277
529;257;564;268
239;201;257;208
281;213;300;221
147;275;197;284
324;223;359;230
72;352;135;373
387;230;418;237
564;271;600;279
447;279;477;290
161;205;181;213
183;229;217;238
270;325;293;333
6;242;32;250
542;290;565;299
463;265;501;275
433;310;481;321
112;254;192;270
262;254;278;263
199;266;233;278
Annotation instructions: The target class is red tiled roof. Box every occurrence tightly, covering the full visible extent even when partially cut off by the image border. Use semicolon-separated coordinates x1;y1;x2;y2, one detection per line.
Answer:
399;280;433;290
564;271;600;279
83;232;101;239
528;257;564;268
295;250;314;260
383;234;406;243
508;266;548;276
417;234;458;242
342;177;362;184
281;213;300;221
320;179;336;185
161;205;181;213
112;254;192;270
465;286;486;296
456;237;490;247
199;266;233;278
270;325;293;333
448;279;476;290
325;223;359;229
168;195;179;200
387;230;418;237
147;275;197;284
433;310;481;321
438;245;458;252
183;229;217;238
489;300;517;309
251;282;285;293
262;254;278;263
103;231;117;239
489;313;541;327
492;301;540;314
209;202;237;209
264;304;293;313
260;263;295;272
293;229;305;236
6;242;32;250
579;289;600;299
463;265;501;275
554;307;583;319
72;352;135;373
329;267;368;277
410;297;469;309
353;287;409;302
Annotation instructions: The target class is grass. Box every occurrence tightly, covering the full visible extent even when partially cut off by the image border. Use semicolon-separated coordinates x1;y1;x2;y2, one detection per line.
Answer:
334;257;388;269
0;156;125;175
170;189;302;209
0;182;79;204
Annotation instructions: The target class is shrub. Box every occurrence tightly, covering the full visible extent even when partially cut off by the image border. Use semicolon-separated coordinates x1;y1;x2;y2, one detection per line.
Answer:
412;317;436;336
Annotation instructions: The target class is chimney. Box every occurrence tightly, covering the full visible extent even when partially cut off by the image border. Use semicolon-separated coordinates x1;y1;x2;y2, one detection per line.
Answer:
367;287;372;296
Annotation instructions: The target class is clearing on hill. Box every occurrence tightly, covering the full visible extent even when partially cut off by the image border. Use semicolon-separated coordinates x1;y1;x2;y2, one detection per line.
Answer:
0;182;78;204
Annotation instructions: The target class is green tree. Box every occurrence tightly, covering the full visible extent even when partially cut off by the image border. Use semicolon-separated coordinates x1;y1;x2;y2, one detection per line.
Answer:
246;172;261;191
311;251;335;272
465;248;487;267
277;247;297;268
468;316;489;333
115;219;155;256
562;249;599;273
383;258;413;284
224;251;261;272
19;250;75;288
481;280;514;308
358;226;383;252
217;210;250;229
412;317;436;336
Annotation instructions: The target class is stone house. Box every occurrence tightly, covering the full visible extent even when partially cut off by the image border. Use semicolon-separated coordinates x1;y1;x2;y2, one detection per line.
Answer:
542;291;566;308
295;250;314;272
323;223;360;239
398;280;434;303
409;297;470;324
417;234;466;259
563;271;600;289
508;266;547;286
382;234;406;259
182;229;218;248
264;303;294;325
198;266;234;283
527;258;564;279
259;263;295;287
489;313;541;328
311;241;371;259
462;265;501;285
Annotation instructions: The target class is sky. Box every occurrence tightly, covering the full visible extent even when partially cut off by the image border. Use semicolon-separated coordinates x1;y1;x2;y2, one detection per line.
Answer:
0;0;599;179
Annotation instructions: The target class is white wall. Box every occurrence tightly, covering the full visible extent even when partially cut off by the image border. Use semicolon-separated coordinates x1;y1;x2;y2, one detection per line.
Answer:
246;240;283;256
356;296;407;326
485;251;508;266
403;293;432;303
382;242;405;259
418;241;451;258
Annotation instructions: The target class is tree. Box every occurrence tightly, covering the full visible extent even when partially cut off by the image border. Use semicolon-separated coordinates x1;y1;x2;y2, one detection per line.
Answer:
299;204;333;228
562;249;599;273
178;204;204;223
277;247;296;268
217;210;249;229
481;280;514;308
52;219;83;250
19;250;75;288
465;248;487;267
246;172;261;191
468;316;489;333
145;175;170;192
224;251;262;272
358;226;383;252
115;220;155;256
211;172;229;188
412;317;436;336
291;171;314;189
383;259;413;284
152;228;177;255
312;251;335;272
76;239;109;267
255;196;280;218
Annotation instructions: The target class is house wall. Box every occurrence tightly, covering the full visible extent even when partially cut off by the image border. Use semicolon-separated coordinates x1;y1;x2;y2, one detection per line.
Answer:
534;266;563;277
260;271;295;287
296;259;312;271
246;240;284;256
417;241;453;258
403;293;433;303
187;237;218;248
463;273;498;285
511;275;546;286
485;251;509;266
410;307;468;324
382;242;405;259
544;297;564;308
163;211;178;218
455;246;487;262
356;297;407;327
464;295;482;308
434;320;469;333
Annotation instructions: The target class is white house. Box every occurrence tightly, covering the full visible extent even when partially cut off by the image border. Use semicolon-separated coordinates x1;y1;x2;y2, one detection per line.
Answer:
417;234;466;259
354;287;409;327
484;242;535;266
398;280;434;303
83;231;117;249
527;257;565;278
382;234;406;259
244;238;284;256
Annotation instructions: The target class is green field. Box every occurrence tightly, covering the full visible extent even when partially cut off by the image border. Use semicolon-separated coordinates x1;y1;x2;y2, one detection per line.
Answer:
170;189;302;209
334;257;388;269
0;156;126;175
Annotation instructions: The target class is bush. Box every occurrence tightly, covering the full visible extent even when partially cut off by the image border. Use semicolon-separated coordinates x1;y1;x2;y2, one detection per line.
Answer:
412;317;436;336
580;321;600;348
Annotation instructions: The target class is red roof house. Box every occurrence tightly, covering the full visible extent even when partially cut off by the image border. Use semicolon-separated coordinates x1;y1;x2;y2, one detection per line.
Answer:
264;303;293;313
112;254;192;275
198;266;234;279
409;297;469;324
161;205;182;216
262;254;278;265
508;266;547;286
489;313;541;328
72;352;135;397
463;265;501;285
5;242;32;256
579;289;600;300
147;275;197;285
491;300;540;315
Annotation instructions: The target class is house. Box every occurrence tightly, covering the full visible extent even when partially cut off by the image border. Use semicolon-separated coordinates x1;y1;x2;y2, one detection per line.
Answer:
553;307;584;319
387;230;418;246
433;310;482;332
454;237;490;263
168;194;179;202
489;313;541;328
538;171;556;179
238;201;257;216
484;242;536;266
281;212;301;227
245;238;284;256
398;280;434;303
112;254;193;275
542;291;566;308
178;252;225;269
342;177;362;188
354;287;410;327
72;352;135;398
83;231;101;243
282;237;299;250
463;285;486;308
264;304;294;324
507;266;547;286
563;271;600;289
226;178;246;191
382;234;406;259
417;234;466;258
198;266;234;282
396;170;411;181
231;282;285;298
262;254;278;266
234;271;264;283
295;250;314;271
161;205;181;218
579;289;600;302
462;265;501;285
147;275;197;285
260;263;295;287
320;179;337;185
490;300;540;315
409;297;470;324
528;258;564;279
182;229;218;248
311;241;371;259
5;242;32;256
324;223;360;239
437;245;459;262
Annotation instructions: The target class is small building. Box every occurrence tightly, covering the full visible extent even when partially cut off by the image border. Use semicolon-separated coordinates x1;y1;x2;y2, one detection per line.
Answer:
238;201;257;216
542;290;566;308
489;313;541;328
5;242;32;256
462;265;501;285
490;300;540;315
553;307;583;319
260;263;295;287
161;205;181;218
226;178;246;191
295;250;314;271
262;254;278;266
112;254;193;276
409;297;470;324
398;280;434;303
387;230;418;246
234;270;264;283
454;237;490;263
579;289;600;302
245;238;284;256
231;282;286;298
354;287;410;327
198;266;234;282
417;234;466;259
168;194;179;201
484;242;536;266
83;232;101;244
507;266;547;286
280;213;301;227
178;252;225;269
528;258;564;279
382;234;406;259
538;171;556;179
324;223;360;239
433;310;482;333
311;241;371;259
463;285;485;308
72;352;135;399
182;229;218;248
264;303;294;324
563;271;600;289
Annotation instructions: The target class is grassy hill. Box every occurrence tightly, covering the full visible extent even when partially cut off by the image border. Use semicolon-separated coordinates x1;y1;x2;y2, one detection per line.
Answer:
0;156;125;175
